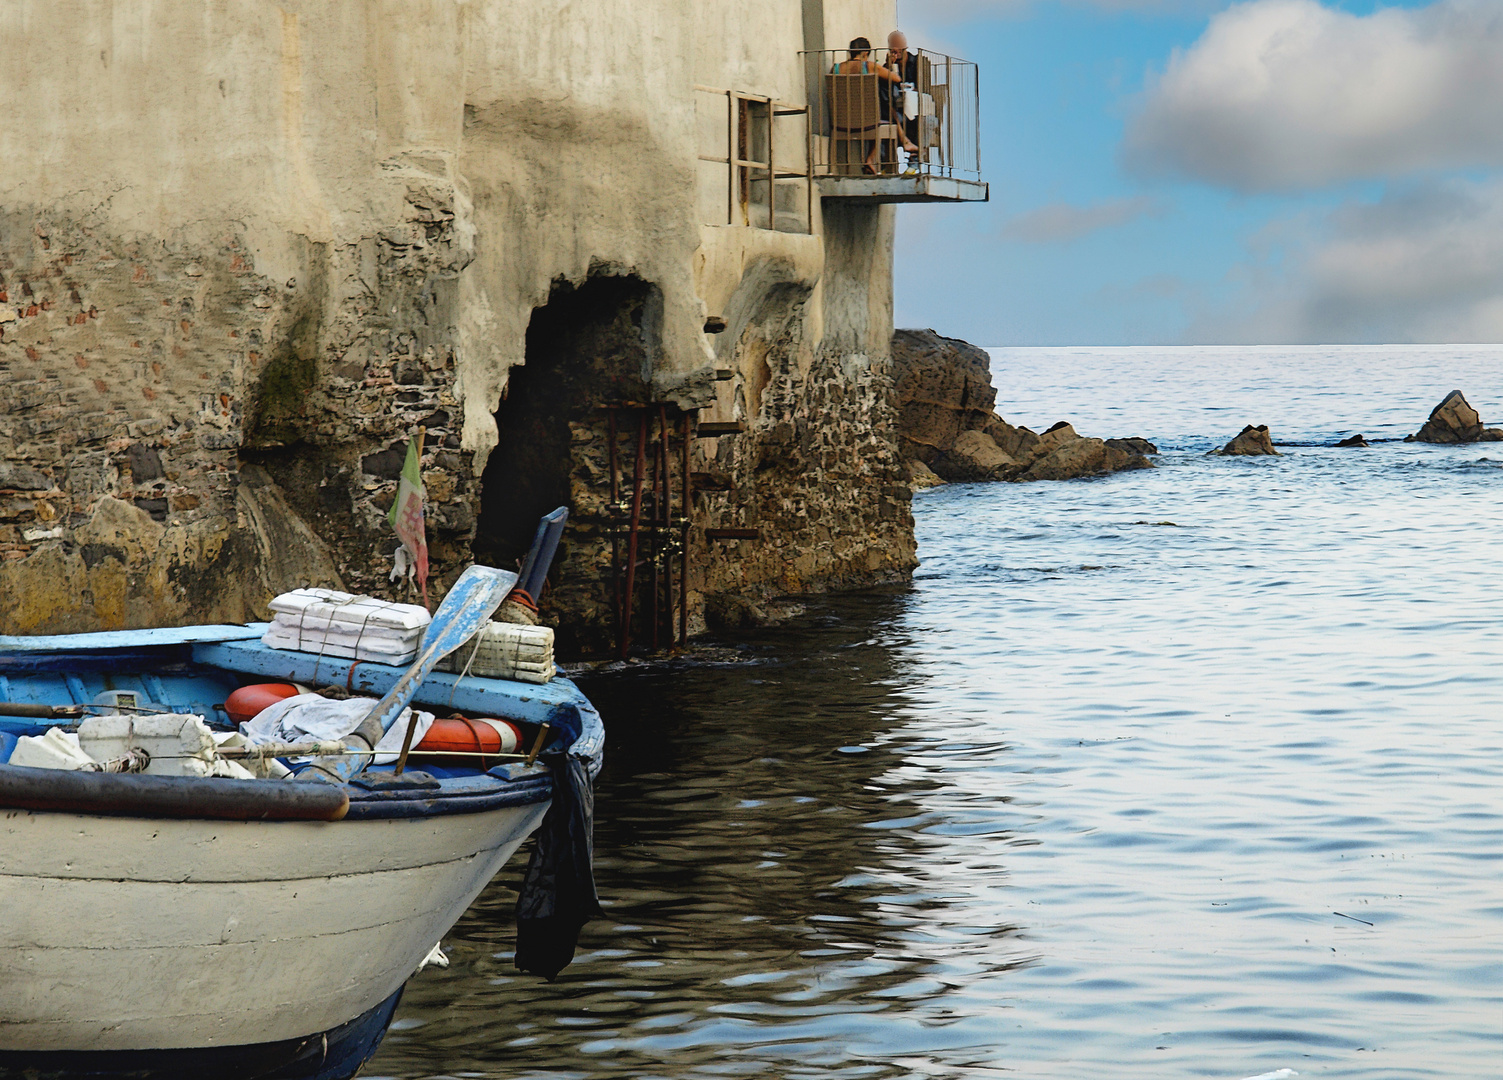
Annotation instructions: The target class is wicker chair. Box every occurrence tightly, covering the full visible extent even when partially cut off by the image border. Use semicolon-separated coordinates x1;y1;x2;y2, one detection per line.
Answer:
825;71;900;176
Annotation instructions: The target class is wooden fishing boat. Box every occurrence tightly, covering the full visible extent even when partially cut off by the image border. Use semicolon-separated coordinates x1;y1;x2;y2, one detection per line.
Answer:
0;619;604;1080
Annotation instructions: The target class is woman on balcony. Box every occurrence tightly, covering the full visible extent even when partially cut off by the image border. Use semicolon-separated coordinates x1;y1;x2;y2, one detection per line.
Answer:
831;37;920;174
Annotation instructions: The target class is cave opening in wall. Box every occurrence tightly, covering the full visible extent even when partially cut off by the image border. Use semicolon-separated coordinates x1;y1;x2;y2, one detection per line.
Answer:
474;275;664;658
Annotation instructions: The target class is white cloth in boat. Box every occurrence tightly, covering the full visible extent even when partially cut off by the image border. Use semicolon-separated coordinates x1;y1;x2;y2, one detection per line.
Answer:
240;694;436;765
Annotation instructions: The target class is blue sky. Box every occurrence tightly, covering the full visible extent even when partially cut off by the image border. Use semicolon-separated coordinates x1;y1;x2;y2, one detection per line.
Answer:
894;0;1503;345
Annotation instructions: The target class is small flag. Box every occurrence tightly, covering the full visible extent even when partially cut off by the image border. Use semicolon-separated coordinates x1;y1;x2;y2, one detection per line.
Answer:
389;436;429;609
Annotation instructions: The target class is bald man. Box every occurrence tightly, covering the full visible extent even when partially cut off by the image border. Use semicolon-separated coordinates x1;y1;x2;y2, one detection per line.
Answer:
885;31;922;167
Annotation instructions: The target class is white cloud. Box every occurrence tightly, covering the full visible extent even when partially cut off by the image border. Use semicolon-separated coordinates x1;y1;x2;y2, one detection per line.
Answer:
1195;179;1503;342
1002;195;1167;242
1126;0;1503;191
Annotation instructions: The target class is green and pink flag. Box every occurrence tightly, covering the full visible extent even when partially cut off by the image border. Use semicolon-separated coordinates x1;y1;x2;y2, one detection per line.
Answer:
388;436;429;609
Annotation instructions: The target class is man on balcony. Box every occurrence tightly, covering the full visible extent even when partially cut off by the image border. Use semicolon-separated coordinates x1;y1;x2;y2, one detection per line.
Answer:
885;30;923;173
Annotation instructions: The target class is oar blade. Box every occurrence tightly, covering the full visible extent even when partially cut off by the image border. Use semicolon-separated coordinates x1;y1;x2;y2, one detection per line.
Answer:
359;566;520;743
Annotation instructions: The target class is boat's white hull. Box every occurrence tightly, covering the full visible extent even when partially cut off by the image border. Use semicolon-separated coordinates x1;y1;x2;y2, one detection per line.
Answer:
0;801;549;1051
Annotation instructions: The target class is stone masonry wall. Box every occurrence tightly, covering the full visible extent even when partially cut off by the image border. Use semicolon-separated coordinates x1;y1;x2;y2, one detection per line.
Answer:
0;168;482;633
695;296;916;629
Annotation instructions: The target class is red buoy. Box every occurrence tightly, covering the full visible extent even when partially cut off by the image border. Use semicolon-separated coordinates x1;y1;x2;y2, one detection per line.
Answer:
414;717;524;764
225;683;303;726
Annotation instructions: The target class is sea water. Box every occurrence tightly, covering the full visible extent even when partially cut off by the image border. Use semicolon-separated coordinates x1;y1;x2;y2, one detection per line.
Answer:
370;345;1503;1079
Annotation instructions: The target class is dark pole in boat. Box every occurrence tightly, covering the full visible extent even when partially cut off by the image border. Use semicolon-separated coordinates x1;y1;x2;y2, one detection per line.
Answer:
620;414;648;660
0;703;85;720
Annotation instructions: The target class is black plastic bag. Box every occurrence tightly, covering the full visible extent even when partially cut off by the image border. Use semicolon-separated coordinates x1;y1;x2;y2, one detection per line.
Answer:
514;706;602;980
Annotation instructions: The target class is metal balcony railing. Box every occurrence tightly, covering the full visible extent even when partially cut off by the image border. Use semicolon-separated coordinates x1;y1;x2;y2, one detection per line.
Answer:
801;48;980;182
693;47;984;228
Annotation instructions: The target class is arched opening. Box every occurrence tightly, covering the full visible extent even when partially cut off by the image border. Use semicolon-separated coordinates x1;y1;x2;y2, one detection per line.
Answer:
474;275;663;657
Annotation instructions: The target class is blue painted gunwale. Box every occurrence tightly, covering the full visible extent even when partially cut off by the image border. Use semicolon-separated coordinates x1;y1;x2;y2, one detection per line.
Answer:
0;627;605;821
0;624;263;651
193;636;582;727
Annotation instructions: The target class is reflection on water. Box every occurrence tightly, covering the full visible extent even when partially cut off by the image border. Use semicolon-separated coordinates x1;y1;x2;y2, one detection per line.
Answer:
372;595;1034;1080
373;348;1503;1080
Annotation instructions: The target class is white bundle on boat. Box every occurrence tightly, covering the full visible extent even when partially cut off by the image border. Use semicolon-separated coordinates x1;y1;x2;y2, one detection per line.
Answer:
263;589;431;665
438;621;556;684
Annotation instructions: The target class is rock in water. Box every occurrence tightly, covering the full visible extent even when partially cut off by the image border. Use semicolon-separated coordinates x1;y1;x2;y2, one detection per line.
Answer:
943;429;1018;481
1106;437;1158;455
906;459;946;490
890;329;998;467
1216;425;1280;456
1022;437;1153;482
1408;390;1503;443
890;329;1155;483
1335;434;1369;448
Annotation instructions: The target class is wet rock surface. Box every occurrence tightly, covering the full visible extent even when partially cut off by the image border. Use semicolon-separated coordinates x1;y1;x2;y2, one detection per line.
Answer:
1409;390;1503;443
1107;437;1159;455
891;329;1153;484
1215;425;1280;456
1335;434;1369;448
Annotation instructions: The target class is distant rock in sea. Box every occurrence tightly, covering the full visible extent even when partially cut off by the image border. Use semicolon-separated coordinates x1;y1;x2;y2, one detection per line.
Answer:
1106;437;1159;455
1335;434;1369;448
1214;425;1280;456
1408;390;1503;444
890;329;1153;485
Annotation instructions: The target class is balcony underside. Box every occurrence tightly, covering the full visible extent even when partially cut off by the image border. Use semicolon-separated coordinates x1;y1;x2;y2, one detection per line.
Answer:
816;175;989;204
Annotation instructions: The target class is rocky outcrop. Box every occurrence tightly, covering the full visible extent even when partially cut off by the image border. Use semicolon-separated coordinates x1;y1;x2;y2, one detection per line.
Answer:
1215;425;1280;456
1335;434;1369;448
1408;390;1503;443
890;329;999;465
891;330;1153;484
1021;433;1150;481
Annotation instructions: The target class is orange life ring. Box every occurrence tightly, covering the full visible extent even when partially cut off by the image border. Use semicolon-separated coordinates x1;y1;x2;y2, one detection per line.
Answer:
414;717;524;765
225;683;303;726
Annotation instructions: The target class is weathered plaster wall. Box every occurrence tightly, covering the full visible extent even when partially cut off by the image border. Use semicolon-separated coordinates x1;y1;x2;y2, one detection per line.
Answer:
0;0;911;644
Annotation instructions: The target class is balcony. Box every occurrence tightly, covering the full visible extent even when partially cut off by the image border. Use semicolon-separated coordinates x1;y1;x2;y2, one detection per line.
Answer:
693;48;986;230
803;48;987;205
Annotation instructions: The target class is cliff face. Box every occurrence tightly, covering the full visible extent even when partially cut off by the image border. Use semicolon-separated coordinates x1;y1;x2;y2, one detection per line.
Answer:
0;0;913;653
891;329;1153;484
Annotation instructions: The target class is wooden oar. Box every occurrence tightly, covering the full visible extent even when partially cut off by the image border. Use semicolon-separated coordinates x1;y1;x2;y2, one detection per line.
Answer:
355;565;518;776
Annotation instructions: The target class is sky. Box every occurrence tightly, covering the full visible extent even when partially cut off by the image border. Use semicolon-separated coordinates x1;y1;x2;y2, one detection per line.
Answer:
893;0;1503;345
